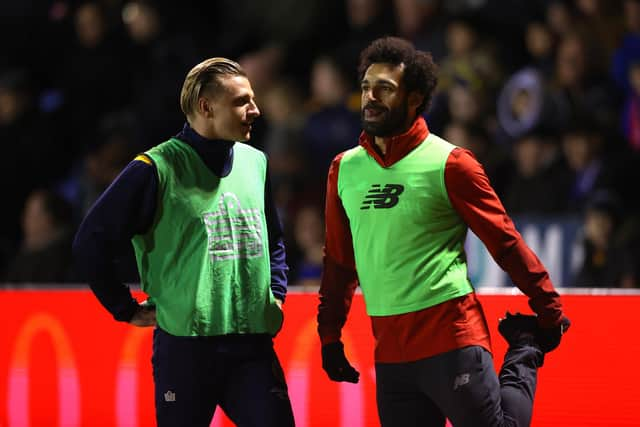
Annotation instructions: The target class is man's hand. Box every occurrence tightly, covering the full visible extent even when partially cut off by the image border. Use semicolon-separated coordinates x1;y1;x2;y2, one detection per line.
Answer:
129;303;156;327
321;341;360;383
275;298;283;310
499;312;571;353
537;316;571;353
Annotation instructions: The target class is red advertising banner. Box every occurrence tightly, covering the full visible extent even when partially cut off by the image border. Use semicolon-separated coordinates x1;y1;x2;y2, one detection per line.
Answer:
1;290;639;426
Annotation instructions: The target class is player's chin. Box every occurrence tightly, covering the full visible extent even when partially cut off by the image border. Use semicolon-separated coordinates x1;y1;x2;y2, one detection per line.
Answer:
362;121;383;136
237;125;252;141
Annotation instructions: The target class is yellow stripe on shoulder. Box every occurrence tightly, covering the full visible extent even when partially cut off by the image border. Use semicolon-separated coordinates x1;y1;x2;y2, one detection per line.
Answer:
134;154;152;165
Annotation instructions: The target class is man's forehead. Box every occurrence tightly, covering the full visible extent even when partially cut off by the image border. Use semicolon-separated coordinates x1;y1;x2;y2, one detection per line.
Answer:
362;63;405;83
218;75;253;96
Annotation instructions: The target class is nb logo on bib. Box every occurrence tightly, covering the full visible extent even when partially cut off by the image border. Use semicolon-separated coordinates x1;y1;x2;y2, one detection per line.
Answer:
360;184;404;209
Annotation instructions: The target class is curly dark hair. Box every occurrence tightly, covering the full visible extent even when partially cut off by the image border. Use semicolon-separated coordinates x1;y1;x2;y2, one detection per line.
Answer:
358;37;438;115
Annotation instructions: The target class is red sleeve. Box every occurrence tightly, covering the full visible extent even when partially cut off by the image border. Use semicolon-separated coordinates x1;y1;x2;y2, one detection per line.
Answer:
317;153;359;344
444;148;564;327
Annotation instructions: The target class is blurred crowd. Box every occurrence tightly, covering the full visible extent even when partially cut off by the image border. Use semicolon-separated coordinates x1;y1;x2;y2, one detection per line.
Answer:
1;0;639;288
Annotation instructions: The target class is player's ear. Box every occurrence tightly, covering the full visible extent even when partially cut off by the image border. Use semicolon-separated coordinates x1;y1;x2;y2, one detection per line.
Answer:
198;96;214;118
408;92;424;114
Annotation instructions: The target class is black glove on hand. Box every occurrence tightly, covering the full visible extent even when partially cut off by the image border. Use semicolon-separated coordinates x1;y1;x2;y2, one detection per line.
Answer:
537;316;571;353
321;342;360;383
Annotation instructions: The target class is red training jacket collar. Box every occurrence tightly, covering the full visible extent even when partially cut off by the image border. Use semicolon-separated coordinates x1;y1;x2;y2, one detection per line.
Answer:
358;116;430;167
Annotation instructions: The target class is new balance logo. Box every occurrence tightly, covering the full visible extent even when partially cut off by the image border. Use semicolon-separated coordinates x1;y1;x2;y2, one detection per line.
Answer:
164;391;176;402
360;184;404;209
453;373;470;390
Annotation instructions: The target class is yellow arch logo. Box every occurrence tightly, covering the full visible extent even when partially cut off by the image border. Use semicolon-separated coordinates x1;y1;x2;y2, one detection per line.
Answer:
115;327;152;427
8;313;80;427
286;318;368;427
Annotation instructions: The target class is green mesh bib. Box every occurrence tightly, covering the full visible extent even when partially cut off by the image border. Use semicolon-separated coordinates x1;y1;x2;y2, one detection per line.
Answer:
131;138;282;336
337;133;473;316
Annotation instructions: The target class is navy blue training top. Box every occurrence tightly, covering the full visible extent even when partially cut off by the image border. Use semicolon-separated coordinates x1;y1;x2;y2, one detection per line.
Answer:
73;123;288;322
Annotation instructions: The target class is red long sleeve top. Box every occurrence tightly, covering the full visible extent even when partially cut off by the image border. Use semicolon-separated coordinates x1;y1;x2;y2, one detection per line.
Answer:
318;117;564;363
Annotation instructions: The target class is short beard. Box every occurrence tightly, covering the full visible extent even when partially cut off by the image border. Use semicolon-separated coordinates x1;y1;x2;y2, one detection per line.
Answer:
361;100;409;137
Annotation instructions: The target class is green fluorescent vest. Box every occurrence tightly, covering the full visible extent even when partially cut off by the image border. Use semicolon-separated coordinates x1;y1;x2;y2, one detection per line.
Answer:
337;133;473;316
131;138;282;336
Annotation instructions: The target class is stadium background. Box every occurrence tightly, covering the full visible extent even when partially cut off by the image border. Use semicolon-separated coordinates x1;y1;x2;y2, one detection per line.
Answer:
1;0;640;425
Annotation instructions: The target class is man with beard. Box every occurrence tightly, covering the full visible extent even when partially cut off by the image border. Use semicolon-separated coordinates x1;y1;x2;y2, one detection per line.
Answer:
317;37;571;427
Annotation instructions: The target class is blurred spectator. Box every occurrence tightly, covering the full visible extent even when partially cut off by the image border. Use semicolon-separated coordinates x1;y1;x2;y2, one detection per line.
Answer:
496;68;562;142
549;33;618;131
334;0;397;86
620;237;640;287
393;0;447;61
437;19;502;96
261;79;308;225
572;0;624;67
58;112;137;220
290;205;324;290
444;121;510;196
571;191;629;287
3;189;74;284
561;123;615;212
122;0;198;150
196;0;343;91
546;0;576;39
611;0;640;94
616;24;640;151
524;20;556;78
446;82;484;126
57;110;141;284
302;55;361;193
238;45;286;99
0;70;58;263
502;132;571;215
57;1;132;156
614;204;640;288
611;0;640;153
429;18;502;133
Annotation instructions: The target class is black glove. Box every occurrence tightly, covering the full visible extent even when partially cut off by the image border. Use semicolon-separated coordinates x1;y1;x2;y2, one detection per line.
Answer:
537;316;571;353
321;342;360;383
